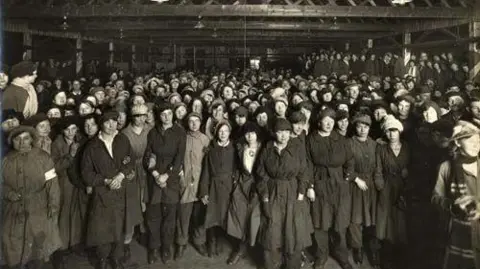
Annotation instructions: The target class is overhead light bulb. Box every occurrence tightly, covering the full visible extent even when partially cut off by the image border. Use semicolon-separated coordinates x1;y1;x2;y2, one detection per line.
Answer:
391;0;412;4
194;21;205;29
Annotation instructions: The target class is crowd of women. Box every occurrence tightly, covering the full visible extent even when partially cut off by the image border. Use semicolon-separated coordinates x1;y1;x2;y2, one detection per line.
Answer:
1;49;480;269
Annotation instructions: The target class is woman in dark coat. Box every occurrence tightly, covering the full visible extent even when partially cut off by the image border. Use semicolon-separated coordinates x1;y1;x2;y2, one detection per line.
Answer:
226;122;262;265
256;118;312;269
347;114;380;267
198;120;237;257
50;116;85;269
2;126;62;269
81;111;135;269
374;115;410;269
306;108;354;269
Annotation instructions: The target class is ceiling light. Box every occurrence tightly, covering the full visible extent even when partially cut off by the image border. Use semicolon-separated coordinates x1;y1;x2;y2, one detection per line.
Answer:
60;16;69;30
194;20;205;29
391;0;412;4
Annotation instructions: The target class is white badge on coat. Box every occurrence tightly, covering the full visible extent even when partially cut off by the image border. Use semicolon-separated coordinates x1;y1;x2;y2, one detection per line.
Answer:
45;168;57;181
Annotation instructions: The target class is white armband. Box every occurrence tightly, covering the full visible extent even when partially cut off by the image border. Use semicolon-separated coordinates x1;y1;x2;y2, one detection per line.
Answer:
45;169;57;181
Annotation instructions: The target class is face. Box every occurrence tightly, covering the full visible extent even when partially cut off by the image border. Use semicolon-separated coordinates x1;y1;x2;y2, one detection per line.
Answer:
115;80;125;91
245;131;258;144
0;72;9;89
292;122;304;136
235;115;247;126
319;117;335;133
222;87;234;100
2;118;20;132
423;106;438;123
385;128;400;142
337;118;349;132
84;118;98;137
398;100;411;116
13;132;33;152
110;73;118;81
448;96;465;111
146;109;155;123
373;108;387;122
188;117;201;132
292;95;303;106
36;84;45;93
212;105;224;121
102;119;118;135
92;78;100;86
175;106;187;120
238;91;248;100
107;88;117;99
36;120;51;137
132;114;147;126
47;109;62;119
274;102;287;116
79;103;94;116
117;112;127;130
217;124;231;142
54;92;67;106
256;112;268;127
275;130;290;145
470;101;480;120
94;91;106;105
458;134;480;158
322;92;333;103
160;109;173;125
63;124;78;140
192;100;203;114
72;81;81;91
355;122;370;138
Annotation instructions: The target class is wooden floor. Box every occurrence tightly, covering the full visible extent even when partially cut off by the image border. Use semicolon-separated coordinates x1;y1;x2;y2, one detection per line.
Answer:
52;240;375;269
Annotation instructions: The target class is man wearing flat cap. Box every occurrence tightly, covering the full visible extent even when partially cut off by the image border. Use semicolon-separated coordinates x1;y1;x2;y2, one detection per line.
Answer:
433;121;480;269
3;61;38;118
81;110;136;269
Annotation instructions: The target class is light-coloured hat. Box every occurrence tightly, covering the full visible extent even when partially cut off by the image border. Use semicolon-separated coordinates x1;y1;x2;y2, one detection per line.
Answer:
451;120;480;141
131;104;148;116
381;114;403;133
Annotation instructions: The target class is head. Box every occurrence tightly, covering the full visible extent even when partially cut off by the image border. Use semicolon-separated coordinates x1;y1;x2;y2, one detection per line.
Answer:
397;99;412;117
355;121;370;138
191;99;204;114
187;114;202;132
53;91;68;106
216;122;231;143
175;104;188;121
274;100;288;117
256;111;269;127
318;111;335;133
83;115;99;138
62;123;78;141
455;131;480;158
35;119;51;137
78;101;95;116
11;129;35;153
47;108;62;119
159;107;174;126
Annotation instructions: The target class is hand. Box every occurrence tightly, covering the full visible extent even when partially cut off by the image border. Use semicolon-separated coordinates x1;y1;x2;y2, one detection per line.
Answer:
355;178;369;191
86;186;93;194
201;195;209;205
6;191;22;202
148;154;157;169
109;179;122;190
179;170;184;177
69;142;80;157
159;174;169;184
307;188;315;202
159;181;167;188
48;207;58;218
455;195;477;211
297;193;305;201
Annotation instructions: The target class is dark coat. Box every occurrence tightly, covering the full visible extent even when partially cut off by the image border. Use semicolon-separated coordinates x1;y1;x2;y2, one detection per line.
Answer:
199;141;236;230
81;133;135;246
374;143;410;244
2;84;29;115
144;124;186;205
351;60;365;77
365;59;379;76
313;60;331;78
255;141;312;253
306;131;354;231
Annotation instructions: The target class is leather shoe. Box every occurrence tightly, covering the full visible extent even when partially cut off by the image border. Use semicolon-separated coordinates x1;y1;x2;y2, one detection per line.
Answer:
194;243;208;256
96;259;108;269
148;248;160;264
162;250;172;265
353;248;363;264
227;248;246;265
175;245;187;260
110;259;125;269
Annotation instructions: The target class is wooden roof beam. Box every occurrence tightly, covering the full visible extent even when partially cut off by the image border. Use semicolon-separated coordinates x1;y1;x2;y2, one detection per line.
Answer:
404;18;470;32
4;5;471;19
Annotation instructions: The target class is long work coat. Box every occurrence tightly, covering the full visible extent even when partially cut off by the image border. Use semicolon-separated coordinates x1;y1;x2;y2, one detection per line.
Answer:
306;131;354;231
374;143;410;244
226;143;261;241
2;148;62;267
81;133;135;247
256;141;312;254
198;141;236;230
348;136;378;227
51;135;87;249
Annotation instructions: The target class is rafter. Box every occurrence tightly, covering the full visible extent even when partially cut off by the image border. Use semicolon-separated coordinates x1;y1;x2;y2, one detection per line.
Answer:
404;18;470;32
4;4;471;19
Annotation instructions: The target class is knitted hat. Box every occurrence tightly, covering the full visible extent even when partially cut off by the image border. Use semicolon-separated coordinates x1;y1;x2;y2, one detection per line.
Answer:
289;111;307;124
131;104;148;116
381;114;403;132
8;125;38;145
99;110;119;125
274;96;289;107
352;113;372;126
10;61;36;79
335;110;350;121
274;118;292;132
318;108;336;121
186;112;203;122
234;106;249;117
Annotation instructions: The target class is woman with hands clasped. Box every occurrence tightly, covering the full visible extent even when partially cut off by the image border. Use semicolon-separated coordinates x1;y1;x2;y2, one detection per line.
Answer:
432;120;480;269
81;110;135;269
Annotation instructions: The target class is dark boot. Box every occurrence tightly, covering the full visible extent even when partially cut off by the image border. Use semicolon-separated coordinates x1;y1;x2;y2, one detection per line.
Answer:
227;244;247;265
193;243;208;257
208;235;217;257
371;250;381;269
175;245;187;260
52;251;66;269
352;248;363;265
162;247;173;265
110;259;125;269
123;244;131;262
96;259;108;269
148;248;160;264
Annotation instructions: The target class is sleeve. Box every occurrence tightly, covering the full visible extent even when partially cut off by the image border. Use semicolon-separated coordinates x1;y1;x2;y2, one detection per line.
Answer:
51;140;74;173
374;146;385;191
143;130;154;172
167;129;187;178
81;145;106;187
431;161;453;213
198;151;211;198
343;141;355;182
119;137;135;179
255;147;271;200
296;149;309;196
44;155;60;212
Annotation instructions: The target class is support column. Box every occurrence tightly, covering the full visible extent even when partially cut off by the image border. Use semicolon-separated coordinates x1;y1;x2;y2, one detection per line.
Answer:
23;32;32;61
193;45;196;71
469;21;480;82
131;45;136;72
108;42;114;65
173;43;177;68
75;37;83;76
403;32;411;66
